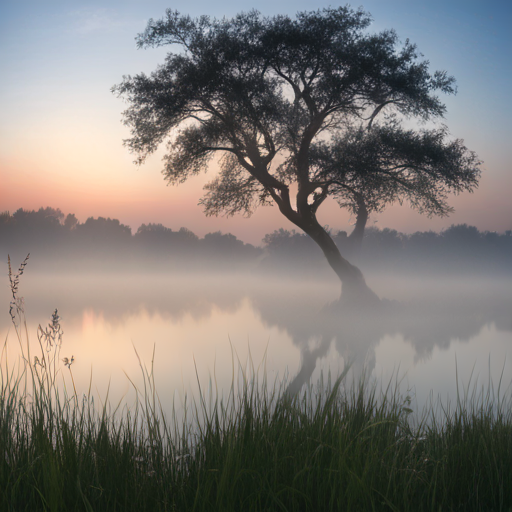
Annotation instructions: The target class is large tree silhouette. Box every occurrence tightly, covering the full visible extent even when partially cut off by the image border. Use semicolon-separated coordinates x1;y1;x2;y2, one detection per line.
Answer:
114;7;480;302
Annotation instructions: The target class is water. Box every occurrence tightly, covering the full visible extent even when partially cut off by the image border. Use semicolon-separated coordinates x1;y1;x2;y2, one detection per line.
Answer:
2;270;511;417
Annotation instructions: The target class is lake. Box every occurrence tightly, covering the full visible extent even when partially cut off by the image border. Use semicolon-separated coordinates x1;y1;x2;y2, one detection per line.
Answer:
2;269;511;420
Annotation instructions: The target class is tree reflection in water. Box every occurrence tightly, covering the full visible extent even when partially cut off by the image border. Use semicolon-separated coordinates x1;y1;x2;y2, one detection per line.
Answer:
2;272;510;409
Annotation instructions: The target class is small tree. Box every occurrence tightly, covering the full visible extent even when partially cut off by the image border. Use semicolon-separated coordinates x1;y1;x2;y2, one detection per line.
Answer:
114;7;480;303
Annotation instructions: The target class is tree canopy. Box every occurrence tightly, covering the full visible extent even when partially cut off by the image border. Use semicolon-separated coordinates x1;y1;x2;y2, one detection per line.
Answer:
114;7;481;301
309;121;480;247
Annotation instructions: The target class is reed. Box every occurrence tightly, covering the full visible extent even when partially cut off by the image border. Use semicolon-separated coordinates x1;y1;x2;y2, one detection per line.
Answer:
2;257;512;511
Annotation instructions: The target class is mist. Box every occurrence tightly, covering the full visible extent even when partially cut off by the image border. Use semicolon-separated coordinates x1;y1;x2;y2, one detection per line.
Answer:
2;209;511;417
2;208;511;277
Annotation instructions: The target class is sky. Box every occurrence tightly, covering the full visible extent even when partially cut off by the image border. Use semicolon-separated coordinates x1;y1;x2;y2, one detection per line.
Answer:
1;0;511;244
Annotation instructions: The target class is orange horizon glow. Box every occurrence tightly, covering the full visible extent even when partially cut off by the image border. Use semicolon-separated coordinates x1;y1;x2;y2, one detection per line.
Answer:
1;1;511;245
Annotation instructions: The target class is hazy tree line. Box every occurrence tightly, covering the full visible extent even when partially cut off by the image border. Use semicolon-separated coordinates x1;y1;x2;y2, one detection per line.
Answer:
263;224;512;276
0;207;261;273
1;207;511;275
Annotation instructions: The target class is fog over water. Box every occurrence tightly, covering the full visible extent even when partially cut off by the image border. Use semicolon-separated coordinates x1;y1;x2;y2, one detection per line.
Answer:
2;267;511;418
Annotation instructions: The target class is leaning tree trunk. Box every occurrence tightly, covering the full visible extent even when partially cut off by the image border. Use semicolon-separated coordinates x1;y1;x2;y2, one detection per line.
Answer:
267;164;378;306
299;217;380;307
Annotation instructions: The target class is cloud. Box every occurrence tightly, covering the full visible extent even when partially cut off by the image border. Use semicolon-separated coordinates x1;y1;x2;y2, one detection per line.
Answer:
67;8;127;35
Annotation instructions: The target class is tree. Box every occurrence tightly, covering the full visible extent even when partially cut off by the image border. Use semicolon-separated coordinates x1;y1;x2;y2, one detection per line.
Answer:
309;122;480;251
64;213;78;231
113;7;480;303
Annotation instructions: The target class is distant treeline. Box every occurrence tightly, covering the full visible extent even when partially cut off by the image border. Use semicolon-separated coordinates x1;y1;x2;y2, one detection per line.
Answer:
0;207;262;273
263;225;512;276
2;207;511;275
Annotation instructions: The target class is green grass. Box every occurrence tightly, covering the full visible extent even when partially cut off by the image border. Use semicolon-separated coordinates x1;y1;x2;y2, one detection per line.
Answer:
2;257;512;511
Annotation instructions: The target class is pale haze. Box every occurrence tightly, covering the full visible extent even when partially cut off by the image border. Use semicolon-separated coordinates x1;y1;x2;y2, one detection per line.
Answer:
1;0;511;243
1;1;512;461
2;5;512;507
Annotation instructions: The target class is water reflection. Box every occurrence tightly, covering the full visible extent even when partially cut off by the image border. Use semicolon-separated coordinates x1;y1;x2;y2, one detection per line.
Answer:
249;277;512;395
2;272;511;412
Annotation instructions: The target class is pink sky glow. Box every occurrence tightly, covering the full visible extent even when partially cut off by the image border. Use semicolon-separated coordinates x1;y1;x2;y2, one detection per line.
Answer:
1;0;511;245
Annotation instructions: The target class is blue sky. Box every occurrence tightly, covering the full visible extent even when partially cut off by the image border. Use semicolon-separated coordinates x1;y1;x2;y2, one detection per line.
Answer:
1;0;511;242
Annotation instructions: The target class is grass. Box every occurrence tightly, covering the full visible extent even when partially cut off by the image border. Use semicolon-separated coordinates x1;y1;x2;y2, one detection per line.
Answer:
2;256;512;511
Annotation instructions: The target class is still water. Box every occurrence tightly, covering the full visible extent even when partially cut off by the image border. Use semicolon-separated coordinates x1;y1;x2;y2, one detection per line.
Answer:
2;270;511;417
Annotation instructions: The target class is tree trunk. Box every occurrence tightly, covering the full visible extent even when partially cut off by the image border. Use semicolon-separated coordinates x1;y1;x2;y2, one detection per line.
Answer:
269;169;378;306
299;218;380;307
347;196;368;255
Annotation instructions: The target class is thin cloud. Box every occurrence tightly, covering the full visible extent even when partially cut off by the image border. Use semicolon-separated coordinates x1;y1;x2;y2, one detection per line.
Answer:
66;8;128;35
